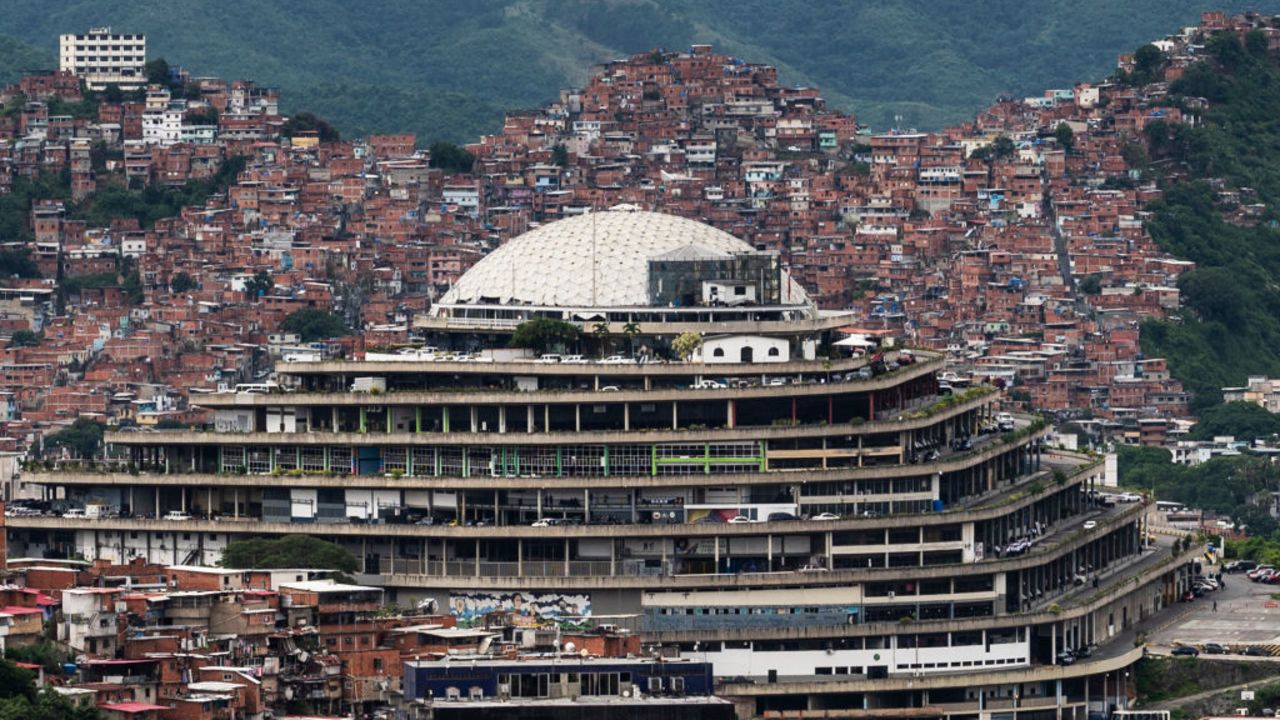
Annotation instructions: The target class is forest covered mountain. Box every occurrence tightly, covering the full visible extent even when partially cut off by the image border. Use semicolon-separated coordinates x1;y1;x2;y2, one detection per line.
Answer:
2;0;1280;142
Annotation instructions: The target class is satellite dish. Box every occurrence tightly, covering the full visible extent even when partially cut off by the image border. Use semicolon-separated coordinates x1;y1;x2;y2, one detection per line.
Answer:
564;641;576;654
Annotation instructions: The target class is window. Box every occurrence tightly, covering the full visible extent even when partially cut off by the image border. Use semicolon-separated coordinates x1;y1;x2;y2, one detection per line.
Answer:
713;348;725;357
767;347;780;356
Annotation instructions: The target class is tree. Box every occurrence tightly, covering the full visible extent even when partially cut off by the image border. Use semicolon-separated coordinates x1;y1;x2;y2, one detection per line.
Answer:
672;331;703;361
243;270;273;300
1189;402;1280;442
428;141;475;174
122;270;144;305
0;250;40;279
622;321;641;355
509;318;580;355
1054;122;1074;153
1128;44;1165;85
8;330;39;348
170;272;197;293
281;112;340;142
0;687;103;720
5;642;68;678
221;535;358;575
552;144;569;168
1078;274;1102;295
990;135;1016;160
42;418;104;460
592;321;612;357
0;659;34;702
144;58;170;86
281;308;349;342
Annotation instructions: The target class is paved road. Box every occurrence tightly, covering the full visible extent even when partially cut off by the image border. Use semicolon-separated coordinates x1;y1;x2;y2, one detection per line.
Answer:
1146;568;1280;651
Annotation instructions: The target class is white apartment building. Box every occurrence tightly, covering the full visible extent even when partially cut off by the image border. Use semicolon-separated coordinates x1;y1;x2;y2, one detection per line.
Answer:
142;101;187;146
58;27;146;90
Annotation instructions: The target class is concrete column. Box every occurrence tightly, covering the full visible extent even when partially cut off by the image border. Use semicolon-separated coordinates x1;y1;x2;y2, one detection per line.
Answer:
517;539;523;576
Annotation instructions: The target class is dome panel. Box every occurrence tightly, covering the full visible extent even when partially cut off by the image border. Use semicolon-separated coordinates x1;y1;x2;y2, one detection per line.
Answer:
438;210;811;308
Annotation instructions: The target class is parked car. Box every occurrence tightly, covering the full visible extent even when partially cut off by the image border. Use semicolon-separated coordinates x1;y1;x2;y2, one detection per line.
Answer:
600;355;636;364
1225;560;1258;573
1083;520;1098;530
996;412;1015;431
1171;645;1199;657
727;515;753;524
1242;645;1271;657
1056;650;1076;665
691;379;728;389
766;512;797;522
1249;565;1276;581
597;385;620;392
163;511;193;521
1202;642;1228;655
811;512;842;521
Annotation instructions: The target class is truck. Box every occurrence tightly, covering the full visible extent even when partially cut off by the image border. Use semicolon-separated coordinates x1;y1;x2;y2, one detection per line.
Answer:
350;377;387;393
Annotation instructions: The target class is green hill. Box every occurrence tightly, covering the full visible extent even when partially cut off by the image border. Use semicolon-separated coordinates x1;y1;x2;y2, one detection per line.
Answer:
1137;30;1280;409
2;1;1279;141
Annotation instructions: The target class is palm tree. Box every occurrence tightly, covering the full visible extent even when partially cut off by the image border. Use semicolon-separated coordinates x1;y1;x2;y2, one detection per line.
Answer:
622;321;641;357
592;321;612;358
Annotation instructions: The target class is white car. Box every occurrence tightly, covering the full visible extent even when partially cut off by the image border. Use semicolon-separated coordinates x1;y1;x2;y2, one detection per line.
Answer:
1083;520;1097;530
561;355;588;364
598;385;620;392
727;515;753;524
61;509;87;520
600;355;636;364
811;512;842;521
163;511;193;521
1117;492;1143;503
536;354;562;364
996;412;1015;430
692;379;728;389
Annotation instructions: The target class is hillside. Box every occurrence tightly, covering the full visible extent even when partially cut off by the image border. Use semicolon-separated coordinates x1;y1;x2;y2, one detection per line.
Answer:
2;1;1280;142
1137;30;1280;407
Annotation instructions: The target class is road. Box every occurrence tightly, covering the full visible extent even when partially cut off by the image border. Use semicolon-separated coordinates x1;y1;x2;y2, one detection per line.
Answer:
1145;568;1280;654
